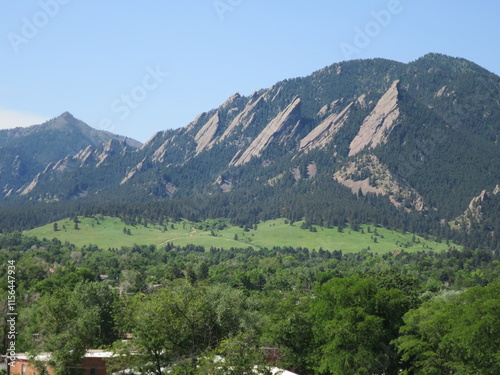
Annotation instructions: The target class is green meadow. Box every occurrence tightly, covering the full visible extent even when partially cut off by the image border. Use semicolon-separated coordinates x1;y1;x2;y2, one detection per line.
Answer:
25;216;457;254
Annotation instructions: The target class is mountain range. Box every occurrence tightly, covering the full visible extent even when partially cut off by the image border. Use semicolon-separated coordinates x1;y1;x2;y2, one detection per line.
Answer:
1;53;499;246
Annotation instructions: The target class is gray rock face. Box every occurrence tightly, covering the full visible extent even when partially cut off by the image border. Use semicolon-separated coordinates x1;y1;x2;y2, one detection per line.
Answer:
220;93;265;142
455;187;500;230
230;97;301;167
151;136;173;163
20;173;40;196
334;155;428;212
194;112;220;155
349;80;400;156
121;158;147;185
299;102;353;152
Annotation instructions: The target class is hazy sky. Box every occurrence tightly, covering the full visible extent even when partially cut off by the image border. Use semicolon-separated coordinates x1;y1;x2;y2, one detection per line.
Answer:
1;0;499;142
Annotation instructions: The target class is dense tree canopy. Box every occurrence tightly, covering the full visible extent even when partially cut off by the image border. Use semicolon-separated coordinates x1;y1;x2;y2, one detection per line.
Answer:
1;228;499;374
395;281;500;375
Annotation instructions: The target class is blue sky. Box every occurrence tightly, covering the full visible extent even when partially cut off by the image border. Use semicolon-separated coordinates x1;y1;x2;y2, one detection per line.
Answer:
1;0;499;142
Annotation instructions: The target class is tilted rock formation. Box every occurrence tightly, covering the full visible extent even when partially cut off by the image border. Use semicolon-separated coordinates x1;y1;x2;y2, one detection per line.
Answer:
10;155;23;176
266;84;283;103
220;93;265;141
194;112;220;155
317;99;341;118
349;80;400;156
18;139;132;197
121;157;147;185
151;136;174;163
221;92;241;108
73;146;94;167
185;112;207;133
455;185;499;230
230;98;301;167
96;139;122;167
141;131;164;149
466;190;491;222
434;85;447;98
20;173;40;196
52;157;71;172
299;102;353;152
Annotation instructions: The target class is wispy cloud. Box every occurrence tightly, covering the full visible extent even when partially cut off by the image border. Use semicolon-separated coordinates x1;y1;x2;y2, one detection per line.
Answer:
0;108;49;130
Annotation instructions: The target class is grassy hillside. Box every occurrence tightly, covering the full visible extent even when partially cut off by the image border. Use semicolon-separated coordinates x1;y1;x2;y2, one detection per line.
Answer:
25;216;458;253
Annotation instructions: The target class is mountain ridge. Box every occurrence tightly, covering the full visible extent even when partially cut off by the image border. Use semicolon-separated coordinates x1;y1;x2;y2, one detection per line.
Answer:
0;112;142;199
1;53;499;248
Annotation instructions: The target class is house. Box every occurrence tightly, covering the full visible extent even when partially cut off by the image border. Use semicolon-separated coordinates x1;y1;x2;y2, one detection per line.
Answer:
7;350;300;375
8;350;112;375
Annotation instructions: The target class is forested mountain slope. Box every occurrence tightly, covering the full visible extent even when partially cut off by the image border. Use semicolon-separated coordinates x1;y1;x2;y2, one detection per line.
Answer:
1;53;499;247
0;112;141;198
